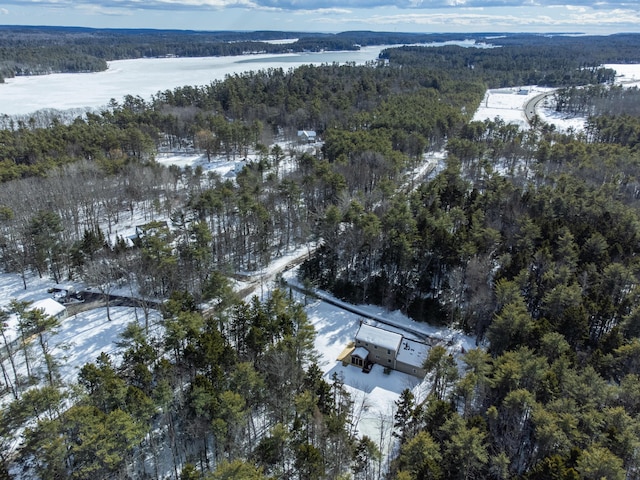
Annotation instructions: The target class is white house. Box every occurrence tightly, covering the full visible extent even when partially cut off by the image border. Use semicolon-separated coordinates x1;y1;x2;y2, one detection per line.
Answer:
297;130;317;143
351;323;428;377
31;297;67;321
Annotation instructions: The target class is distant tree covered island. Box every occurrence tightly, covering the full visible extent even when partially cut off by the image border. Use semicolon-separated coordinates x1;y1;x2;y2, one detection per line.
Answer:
3;32;640;479
380;34;640;88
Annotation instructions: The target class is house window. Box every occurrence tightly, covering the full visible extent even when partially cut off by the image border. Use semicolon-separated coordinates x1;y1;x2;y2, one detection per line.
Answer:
387;349;391;354
374;345;377;349
376;355;380;359
412;369;416;373
388;359;391;363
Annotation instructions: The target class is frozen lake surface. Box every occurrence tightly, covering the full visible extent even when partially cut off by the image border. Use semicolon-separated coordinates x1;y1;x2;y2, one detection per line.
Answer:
0;46;389;116
0;40;497;117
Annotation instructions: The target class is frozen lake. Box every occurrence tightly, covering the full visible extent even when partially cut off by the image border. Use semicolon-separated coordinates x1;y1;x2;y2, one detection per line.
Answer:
0;39;497;117
0;46;389;116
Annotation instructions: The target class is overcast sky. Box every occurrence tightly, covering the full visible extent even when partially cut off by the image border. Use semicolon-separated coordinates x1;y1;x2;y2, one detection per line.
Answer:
0;0;638;35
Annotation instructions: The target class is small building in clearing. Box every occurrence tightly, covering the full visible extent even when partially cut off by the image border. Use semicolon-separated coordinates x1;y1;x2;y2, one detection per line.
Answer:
351;323;428;378
297;130;317;143
31;297;67;321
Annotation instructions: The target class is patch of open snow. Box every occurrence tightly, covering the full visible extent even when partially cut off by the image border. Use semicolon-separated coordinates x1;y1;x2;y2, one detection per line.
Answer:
52;306;162;385
473;86;554;129
473;64;640;133
261;39;299;45
605;63;640;88
154;152;253;178
538;106;587;133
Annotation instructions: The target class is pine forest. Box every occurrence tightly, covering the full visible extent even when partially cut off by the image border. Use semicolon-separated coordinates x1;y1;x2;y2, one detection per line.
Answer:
0;30;640;480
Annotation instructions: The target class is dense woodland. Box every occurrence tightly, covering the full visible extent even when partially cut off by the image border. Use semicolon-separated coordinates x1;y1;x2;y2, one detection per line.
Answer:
1;31;640;479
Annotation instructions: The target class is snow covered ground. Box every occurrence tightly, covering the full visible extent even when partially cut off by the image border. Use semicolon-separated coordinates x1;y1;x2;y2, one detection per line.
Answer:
52;306;162;385
605;63;640;87
471;85;585;133
473;64;640;133
473;86;554;129
0;272;161;406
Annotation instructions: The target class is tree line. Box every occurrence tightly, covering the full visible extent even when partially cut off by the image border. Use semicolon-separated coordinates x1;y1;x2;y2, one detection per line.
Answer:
380;38;627;88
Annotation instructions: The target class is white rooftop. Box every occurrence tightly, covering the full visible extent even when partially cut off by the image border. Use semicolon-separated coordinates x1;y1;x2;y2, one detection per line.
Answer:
356;323;402;352
352;346;369;359
297;130;317;137
396;338;429;368
31;298;67;317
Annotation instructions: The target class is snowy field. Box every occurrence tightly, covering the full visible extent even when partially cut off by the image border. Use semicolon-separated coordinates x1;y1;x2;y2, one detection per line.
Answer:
52;306;162;385
472;86;554;129
605;63;640;87
473;64;640;133
0;272;161;405
472;85;587;133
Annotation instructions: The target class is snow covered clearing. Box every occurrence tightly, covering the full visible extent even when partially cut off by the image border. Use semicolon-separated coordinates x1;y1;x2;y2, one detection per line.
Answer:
472;86;552;129
51;306;162;385
605;63;640;87
474;64;640;133
473;85;588;133
0;271;162;409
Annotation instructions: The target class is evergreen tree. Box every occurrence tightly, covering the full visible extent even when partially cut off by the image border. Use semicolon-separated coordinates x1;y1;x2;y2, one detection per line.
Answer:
394;388;417;442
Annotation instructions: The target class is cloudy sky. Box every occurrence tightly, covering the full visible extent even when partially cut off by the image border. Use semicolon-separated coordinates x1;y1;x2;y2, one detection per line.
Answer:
0;0;638;34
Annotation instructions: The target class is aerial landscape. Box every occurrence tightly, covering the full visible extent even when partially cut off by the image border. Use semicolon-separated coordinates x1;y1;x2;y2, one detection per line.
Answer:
1;0;640;478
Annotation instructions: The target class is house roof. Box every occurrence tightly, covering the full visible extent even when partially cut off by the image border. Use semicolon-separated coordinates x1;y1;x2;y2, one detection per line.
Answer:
396;338;429;368
31;298;66;317
356;324;403;352
352;347;369;359
297;130;317;137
